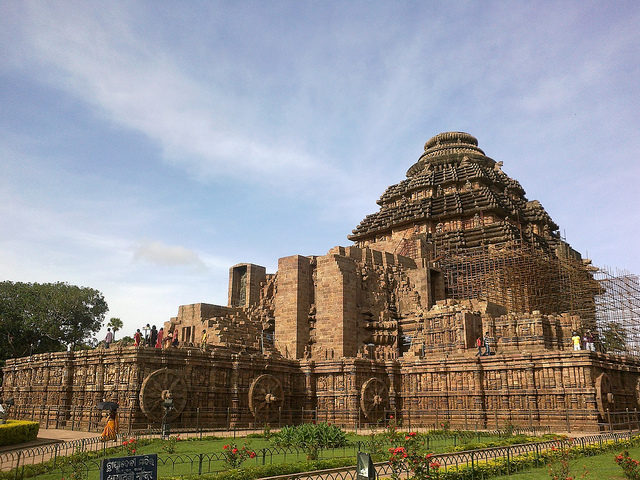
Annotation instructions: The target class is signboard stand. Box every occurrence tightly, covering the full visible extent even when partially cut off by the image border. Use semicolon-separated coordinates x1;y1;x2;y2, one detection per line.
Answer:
100;454;158;480
357;452;376;480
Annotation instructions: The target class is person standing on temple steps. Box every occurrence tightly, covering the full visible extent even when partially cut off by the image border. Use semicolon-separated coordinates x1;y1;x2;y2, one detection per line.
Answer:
483;332;491;356
572;331;581;351
475;336;483;356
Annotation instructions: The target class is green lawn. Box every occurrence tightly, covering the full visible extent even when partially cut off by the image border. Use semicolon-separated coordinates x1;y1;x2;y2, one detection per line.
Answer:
490;444;640;479
6;430;550;480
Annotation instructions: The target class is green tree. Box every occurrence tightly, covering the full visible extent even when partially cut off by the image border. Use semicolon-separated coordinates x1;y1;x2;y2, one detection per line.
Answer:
0;281;108;364
601;321;627;353
107;317;123;340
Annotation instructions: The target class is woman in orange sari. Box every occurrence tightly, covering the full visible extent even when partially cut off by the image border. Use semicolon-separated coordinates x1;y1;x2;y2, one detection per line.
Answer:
101;409;118;440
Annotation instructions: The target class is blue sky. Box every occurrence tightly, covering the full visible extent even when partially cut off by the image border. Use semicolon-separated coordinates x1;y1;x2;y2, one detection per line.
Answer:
1;1;638;339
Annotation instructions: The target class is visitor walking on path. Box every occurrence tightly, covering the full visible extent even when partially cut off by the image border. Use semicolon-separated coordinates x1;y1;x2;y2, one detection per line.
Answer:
155;327;164;348
104;328;113;349
475;336;482;356
171;328;179;347
100;409;118;441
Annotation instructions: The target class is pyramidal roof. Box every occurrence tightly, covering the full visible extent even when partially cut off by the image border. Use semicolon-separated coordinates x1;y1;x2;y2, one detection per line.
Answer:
349;132;562;252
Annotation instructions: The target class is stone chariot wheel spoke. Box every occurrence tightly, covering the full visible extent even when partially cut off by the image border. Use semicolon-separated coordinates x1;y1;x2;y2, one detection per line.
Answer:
139;368;188;421
249;374;283;421
360;378;389;422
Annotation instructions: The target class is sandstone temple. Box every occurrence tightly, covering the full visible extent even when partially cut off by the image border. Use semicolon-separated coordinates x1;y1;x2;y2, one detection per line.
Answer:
3;132;640;432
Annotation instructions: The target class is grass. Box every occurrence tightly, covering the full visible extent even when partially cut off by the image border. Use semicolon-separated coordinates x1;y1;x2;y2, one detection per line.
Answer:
6;429;549;480
491;444;640;479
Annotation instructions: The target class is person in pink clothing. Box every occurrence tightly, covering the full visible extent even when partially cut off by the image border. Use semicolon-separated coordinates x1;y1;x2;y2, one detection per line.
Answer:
155;327;164;348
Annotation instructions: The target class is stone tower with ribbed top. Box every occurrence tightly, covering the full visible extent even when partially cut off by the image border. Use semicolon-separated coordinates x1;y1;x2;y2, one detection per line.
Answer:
349;131;572;260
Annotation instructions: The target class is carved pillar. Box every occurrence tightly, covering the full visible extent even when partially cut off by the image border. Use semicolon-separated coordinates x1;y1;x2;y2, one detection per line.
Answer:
386;361;398;416
525;360;540;423
230;355;240;427
301;361;315;411
473;359;487;428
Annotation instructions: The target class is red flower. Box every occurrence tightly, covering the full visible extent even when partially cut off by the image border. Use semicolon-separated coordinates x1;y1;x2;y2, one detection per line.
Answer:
123;440;128;446
409;432;417;436
249;452;256;458
232;448;238;454
223;445;229;450
426;453;433;459
389;415;394;419
429;461;441;469
405;436;410;440
132;449;136;454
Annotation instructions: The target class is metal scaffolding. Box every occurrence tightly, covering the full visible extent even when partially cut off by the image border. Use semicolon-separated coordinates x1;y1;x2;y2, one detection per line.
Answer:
432;240;640;355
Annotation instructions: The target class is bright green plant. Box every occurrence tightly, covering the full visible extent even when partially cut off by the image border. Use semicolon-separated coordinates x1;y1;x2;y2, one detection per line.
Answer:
270;422;347;448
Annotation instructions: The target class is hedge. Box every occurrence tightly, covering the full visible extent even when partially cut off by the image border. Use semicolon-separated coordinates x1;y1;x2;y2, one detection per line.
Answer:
168;458;356;480
0;420;39;447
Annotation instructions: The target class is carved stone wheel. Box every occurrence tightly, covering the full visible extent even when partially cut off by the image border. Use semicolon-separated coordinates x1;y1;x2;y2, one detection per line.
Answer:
139;368;188;421
360;377;389;421
595;372;614;417
248;374;284;421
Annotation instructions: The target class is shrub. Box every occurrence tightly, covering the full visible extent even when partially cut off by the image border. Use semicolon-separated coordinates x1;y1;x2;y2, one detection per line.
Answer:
615;450;640;480
270;423;347;448
221;444;256;468
0;420;39;446
172;458;355;480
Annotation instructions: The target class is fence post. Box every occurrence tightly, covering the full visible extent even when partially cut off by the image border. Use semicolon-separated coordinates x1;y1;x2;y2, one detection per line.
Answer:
535;442;540;466
470;450;475;479
507;445;511;474
14;450;21;480
198;453;203;475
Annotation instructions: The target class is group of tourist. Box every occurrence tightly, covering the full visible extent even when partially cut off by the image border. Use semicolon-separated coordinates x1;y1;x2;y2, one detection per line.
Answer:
103;323;180;349
571;330;596;351
475;332;493;356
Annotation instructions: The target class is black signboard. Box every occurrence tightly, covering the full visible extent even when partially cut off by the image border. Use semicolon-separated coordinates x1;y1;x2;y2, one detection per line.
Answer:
356;452;375;480
100;454;157;480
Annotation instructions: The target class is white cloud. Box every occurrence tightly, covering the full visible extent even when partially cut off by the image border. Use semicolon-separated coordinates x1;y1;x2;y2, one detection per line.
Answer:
7;2;339;189
132;241;206;270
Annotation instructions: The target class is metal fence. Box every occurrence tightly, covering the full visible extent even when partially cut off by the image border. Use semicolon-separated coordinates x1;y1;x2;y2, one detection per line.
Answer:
3;429;638;479
1;430;516;470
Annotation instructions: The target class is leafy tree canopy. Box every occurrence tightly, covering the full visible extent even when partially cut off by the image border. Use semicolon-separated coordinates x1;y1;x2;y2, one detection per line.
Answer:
107;317;123;339
0;281;108;363
600;321;627;354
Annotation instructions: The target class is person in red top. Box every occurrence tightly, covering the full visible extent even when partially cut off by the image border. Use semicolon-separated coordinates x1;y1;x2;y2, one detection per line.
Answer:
155;327;164;348
475;336;482;356
133;329;142;347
